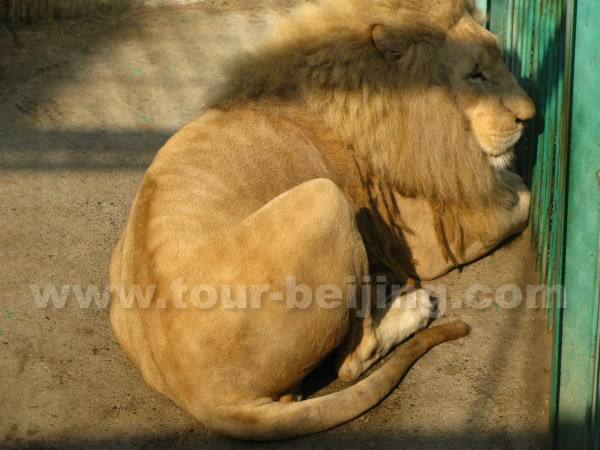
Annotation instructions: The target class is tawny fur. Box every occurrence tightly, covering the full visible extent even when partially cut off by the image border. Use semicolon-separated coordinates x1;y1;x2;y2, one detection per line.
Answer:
110;0;535;441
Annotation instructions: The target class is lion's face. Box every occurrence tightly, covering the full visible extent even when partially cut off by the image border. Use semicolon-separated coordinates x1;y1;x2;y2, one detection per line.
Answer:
371;6;535;171
440;15;536;169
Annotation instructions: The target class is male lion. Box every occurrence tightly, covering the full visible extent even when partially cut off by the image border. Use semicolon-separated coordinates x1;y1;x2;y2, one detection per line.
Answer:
110;0;534;440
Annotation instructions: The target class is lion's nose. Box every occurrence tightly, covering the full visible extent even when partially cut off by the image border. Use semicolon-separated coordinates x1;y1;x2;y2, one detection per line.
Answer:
516;98;536;123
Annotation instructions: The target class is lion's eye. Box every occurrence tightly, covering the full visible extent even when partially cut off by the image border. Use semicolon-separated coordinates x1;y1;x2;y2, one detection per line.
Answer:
468;65;487;83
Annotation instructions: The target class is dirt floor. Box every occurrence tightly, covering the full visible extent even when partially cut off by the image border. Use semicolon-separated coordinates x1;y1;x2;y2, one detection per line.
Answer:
0;2;552;448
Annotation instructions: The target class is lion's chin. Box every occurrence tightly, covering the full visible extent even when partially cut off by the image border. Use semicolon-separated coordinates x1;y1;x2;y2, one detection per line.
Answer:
487;149;515;170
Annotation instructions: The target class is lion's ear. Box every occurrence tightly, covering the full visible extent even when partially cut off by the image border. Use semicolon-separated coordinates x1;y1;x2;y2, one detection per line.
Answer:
372;18;445;61
372;24;409;60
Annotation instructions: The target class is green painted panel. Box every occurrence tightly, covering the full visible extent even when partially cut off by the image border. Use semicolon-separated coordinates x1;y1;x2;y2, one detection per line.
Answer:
489;0;506;40
487;0;600;447
475;0;488;17
555;0;600;446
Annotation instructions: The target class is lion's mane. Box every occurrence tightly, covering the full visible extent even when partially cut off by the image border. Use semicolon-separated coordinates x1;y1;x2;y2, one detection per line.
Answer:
205;0;508;207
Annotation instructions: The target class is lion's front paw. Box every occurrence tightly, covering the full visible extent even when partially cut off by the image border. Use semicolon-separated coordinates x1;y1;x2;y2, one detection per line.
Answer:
369;289;433;358
500;169;526;189
499;170;530;232
408;288;434;329
517;186;531;213
390;288;433;332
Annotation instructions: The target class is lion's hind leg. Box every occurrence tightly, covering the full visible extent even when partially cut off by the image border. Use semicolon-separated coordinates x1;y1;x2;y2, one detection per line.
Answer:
192;178;370;405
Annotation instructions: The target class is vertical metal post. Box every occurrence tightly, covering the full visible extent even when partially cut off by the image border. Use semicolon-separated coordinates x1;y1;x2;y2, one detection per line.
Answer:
554;0;600;446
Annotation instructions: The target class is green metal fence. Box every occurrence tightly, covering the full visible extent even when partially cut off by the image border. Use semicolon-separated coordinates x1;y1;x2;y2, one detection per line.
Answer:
479;0;600;447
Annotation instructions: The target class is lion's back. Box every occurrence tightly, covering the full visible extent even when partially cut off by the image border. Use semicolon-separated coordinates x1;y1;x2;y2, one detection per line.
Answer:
123;107;332;262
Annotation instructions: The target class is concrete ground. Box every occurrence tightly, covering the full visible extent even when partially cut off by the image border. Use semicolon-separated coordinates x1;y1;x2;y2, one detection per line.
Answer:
0;2;551;448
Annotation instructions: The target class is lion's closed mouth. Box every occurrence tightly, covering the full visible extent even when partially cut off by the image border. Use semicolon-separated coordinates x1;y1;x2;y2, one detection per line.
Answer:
487;149;515;169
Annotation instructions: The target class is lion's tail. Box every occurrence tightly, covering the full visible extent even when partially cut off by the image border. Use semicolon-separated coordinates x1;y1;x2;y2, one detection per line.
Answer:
208;321;470;441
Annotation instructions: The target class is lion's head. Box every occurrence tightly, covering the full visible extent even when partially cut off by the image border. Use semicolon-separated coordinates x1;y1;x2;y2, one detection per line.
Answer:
208;0;535;206
372;6;535;167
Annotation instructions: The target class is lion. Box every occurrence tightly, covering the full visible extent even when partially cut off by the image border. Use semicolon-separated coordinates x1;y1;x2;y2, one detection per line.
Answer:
109;0;535;440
